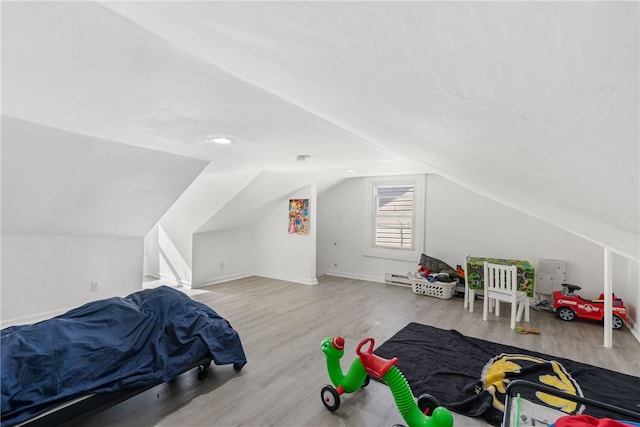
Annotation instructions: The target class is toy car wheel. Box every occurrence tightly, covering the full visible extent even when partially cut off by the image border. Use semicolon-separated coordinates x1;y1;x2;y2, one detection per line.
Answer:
612;315;624;330
417;393;441;416
557;307;575;322
321;385;340;412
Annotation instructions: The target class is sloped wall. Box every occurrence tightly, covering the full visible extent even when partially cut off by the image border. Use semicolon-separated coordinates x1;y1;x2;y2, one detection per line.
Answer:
317;174;638;336
189;173;331;287
146;168;261;284
1;235;143;325
1;117;208;325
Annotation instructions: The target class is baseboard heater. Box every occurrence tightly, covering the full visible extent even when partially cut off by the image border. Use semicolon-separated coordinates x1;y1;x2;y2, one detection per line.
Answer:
384;273;413;287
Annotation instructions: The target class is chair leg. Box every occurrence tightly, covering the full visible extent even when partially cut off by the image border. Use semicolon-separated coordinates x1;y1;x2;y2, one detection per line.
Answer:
515;299;530;323
494;299;500;317
516;300;525;321
482;293;488;321
510;303;517;329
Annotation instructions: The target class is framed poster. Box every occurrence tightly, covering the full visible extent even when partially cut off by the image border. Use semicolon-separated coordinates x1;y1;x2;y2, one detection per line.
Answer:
288;199;309;235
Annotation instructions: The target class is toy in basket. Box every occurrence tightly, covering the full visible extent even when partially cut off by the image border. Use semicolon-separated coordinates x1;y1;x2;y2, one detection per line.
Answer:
411;274;458;300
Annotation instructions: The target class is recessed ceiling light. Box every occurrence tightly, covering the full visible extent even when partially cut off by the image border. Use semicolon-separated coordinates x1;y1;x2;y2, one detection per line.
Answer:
205;136;234;145
345;169;356;173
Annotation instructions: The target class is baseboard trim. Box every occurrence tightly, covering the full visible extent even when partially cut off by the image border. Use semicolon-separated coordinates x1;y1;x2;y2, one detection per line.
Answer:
191;272;254;288
254;272;319;286
1;307;72;328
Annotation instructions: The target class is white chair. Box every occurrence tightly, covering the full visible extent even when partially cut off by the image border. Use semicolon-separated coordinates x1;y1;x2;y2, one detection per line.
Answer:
482;262;530;329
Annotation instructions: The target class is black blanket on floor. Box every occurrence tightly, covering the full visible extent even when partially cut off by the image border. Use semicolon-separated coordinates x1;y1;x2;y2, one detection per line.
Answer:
373;322;640;426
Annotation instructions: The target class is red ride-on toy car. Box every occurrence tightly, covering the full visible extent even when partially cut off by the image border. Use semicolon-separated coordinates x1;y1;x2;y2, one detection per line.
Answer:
552;284;627;329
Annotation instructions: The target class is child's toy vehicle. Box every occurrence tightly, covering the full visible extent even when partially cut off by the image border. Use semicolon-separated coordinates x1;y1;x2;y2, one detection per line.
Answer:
320;336;453;427
552;284;627;329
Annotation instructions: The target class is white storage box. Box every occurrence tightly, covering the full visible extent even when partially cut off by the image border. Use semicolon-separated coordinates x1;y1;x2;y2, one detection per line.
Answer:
411;279;457;299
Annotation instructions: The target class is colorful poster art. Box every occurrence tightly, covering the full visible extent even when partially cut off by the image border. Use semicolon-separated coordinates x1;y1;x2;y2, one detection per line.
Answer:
288;199;309;235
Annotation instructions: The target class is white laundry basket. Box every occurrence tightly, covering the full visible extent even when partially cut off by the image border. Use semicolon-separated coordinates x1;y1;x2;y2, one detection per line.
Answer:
411;279;457;299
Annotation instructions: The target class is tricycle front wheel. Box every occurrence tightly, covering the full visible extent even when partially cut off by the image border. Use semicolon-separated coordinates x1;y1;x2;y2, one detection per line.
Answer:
321;385;340;412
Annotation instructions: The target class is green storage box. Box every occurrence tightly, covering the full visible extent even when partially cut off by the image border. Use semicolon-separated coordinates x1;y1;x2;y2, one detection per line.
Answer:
466;257;535;297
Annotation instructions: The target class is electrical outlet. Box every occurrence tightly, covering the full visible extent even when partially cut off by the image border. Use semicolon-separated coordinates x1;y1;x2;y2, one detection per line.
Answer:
91;282;99;292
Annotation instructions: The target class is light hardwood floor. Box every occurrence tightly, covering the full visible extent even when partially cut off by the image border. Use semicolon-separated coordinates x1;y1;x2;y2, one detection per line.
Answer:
70;275;640;427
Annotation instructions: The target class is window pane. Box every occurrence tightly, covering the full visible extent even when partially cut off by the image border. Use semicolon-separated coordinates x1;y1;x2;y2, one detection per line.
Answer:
375;185;414;249
375;218;413;248
377;186;414;215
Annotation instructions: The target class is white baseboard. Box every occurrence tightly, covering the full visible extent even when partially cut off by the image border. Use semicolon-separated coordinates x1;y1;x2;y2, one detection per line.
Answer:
191;272;254;288
253;272;319;286
193;271;320;288
1;307;72;328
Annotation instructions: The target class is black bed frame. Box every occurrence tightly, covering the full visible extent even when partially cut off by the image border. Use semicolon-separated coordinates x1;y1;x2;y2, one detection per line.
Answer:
8;358;216;427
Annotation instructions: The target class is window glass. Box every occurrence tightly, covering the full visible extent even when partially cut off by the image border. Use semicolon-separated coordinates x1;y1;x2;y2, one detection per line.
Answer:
363;175;425;261
375;185;414;249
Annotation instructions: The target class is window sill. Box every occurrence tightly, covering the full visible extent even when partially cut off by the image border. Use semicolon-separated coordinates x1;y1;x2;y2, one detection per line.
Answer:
363;247;421;262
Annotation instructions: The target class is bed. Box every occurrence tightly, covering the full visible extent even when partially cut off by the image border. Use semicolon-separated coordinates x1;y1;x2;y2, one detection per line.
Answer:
1;286;247;426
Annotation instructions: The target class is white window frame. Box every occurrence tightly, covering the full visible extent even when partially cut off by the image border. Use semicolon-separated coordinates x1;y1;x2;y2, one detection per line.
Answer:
363;174;425;261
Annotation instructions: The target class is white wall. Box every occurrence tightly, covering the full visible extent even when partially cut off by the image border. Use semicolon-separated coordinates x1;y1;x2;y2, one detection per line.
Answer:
1;118;208;325
191;185;318;287
425;175;605;288
192;227;255;287
317;174;639;335
143;224;160;278
1;235;143;326
253;185;318;285
317;177;419;281
149;168;261;284
613;255;639;339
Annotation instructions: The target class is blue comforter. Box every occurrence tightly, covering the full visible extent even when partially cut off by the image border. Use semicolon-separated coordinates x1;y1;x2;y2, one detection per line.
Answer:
1;286;247;426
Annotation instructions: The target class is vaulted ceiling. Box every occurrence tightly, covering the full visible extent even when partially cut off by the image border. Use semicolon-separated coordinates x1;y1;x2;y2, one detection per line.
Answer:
2;1;638;260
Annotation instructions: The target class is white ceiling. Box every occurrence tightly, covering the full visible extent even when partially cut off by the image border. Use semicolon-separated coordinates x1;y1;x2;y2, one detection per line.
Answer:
1;1;638;259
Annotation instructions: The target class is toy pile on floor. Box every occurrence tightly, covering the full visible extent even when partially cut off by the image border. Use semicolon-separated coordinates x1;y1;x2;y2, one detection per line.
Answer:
407;253;465;284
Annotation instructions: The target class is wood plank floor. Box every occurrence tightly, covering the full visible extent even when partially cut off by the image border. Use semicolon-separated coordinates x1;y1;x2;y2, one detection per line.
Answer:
70;275;640;427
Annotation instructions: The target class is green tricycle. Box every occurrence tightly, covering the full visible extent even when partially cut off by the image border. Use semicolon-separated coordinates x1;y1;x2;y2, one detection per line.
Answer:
320;335;454;427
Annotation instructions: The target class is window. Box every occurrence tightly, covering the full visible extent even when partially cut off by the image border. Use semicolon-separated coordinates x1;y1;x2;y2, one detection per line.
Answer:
375;185;414;249
364;175;425;261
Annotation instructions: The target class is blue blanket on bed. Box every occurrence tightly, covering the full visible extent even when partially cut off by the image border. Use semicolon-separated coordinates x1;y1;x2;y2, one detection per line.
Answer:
1;286;247;426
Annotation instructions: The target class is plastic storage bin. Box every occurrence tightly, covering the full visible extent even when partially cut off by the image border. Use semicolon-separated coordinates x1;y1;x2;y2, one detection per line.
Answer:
411;279;457;299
